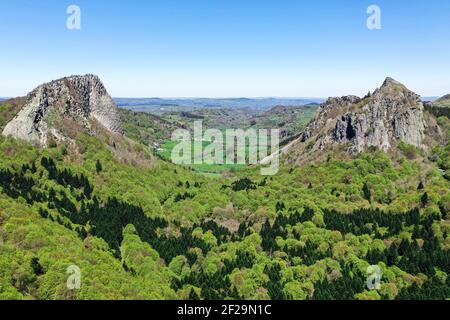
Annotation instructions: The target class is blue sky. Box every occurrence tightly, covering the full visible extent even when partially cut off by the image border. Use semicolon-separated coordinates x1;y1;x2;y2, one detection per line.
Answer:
1;0;449;97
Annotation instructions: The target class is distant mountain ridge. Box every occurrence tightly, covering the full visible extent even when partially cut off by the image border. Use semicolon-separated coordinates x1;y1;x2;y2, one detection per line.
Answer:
115;97;325;111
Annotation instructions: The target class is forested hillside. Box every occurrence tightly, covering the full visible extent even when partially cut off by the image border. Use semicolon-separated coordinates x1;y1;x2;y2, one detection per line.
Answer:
0;112;448;300
119;109;183;146
425;95;450;119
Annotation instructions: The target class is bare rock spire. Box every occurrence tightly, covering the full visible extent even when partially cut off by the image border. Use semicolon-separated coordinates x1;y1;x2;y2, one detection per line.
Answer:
292;77;426;159
2;75;122;146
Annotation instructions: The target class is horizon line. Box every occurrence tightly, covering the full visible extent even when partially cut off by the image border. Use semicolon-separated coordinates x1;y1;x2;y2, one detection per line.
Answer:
113;96;327;100
1;95;441;100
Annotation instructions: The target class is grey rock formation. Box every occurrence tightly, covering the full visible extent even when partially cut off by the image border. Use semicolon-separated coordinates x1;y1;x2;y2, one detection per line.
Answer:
2;75;122;146
299;77;426;154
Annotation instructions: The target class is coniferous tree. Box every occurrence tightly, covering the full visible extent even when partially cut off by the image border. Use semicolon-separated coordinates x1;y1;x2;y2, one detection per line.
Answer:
31;161;37;174
31;257;44;276
362;182;372;202
96;160;103;174
421;192;429;207
188;288;200;300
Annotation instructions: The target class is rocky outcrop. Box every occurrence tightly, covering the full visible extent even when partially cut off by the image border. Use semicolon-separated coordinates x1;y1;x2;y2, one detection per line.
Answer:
296;77;426;155
2;75;122;146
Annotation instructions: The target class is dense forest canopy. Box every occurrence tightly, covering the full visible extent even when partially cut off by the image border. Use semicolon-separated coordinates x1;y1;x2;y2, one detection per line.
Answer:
0;99;449;300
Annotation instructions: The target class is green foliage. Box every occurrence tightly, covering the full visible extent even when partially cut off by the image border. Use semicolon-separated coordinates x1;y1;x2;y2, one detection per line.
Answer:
0;130;448;300
398;142;418;159
95;160;103;174
119;108;180;146
362;182;372;203
0;101;22;130
425;103;450;119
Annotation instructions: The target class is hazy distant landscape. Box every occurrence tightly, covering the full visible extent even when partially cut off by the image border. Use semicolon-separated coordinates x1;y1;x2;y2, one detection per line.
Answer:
115;97;325;113
0;96;438;107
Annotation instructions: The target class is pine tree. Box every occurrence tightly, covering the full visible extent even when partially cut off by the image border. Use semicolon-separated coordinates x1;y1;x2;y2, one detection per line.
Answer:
231;286;241;300
362;182;372;202
96;160;103;174
31;257;44;276
40;157;48;168
189;288;200;300
421;192;429;207
276;201;285;212
31;161;37;173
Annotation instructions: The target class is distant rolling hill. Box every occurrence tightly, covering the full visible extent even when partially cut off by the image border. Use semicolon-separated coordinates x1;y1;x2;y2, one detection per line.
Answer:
115;97;325;112
424;94;450;119
250;104;319;143
119;108;184;146
431;94;450;107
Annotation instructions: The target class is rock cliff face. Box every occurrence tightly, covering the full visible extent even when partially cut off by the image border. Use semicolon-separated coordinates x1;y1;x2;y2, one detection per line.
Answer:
2;75;122;146
298;77;426;155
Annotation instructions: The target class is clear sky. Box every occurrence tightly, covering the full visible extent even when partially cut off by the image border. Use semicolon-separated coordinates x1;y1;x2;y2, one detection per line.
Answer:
1;0;450;98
